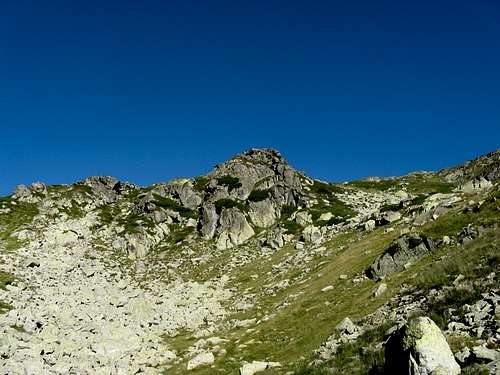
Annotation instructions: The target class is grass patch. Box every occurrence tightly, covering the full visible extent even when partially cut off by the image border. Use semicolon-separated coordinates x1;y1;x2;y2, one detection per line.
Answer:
422;193;499;238
97;204;121;225
0;271;15;290
348;179;399;191
311;180;345;195
404;175;455;194
0;199;39;251
167;226;195;244
59;199;85;219
310;197;355;225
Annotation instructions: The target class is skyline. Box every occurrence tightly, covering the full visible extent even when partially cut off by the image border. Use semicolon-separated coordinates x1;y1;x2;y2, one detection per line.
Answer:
1;0;499;195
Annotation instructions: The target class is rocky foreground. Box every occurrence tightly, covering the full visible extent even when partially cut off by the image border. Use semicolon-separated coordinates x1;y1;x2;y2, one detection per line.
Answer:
0;148;499;374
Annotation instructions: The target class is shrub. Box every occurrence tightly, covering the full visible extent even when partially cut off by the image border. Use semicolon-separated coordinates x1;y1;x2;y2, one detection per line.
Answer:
380;203;401;212
282;220;302;235
214;198;246;214
311;180;344;195
153;194;198;219
411;195;427;205
217;175;242;191
281;204;296;220
193;176;209;192
248;189;270;202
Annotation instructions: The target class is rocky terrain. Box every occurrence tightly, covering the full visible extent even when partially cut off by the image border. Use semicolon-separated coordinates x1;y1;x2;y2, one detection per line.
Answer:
0;148;499;374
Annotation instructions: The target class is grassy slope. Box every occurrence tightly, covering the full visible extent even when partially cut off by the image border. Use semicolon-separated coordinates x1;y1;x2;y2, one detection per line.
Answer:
164;182;499;374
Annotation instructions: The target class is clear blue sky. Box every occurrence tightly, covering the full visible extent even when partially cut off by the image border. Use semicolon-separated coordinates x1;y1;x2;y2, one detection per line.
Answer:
1;0;499;195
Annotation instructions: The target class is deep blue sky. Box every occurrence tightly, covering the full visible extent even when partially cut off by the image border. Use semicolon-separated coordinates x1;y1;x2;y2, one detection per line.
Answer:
1;0;499;195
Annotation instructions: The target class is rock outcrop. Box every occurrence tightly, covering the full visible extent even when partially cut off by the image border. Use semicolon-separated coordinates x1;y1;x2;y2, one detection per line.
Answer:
368;234;437;279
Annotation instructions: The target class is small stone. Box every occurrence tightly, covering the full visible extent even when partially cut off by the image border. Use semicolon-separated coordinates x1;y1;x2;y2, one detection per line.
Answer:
321;285;334;292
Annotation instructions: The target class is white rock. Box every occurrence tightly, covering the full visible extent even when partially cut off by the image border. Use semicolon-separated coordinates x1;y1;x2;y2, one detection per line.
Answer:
187;352;215;370
240;361;281;375
373;283;387;297
364;220;376;231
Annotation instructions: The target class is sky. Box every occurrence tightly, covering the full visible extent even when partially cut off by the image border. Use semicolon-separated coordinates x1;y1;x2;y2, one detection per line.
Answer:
1;0;499;195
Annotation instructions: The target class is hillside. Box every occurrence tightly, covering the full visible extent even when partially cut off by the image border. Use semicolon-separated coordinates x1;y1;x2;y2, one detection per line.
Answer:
0;148;499;374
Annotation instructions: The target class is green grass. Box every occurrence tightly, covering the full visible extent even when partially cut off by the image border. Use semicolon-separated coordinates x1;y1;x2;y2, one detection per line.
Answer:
348;179;400;191
0;271;15;290
295;321;392;374
403;175;455;194
59;199;85;219
421;191;499;238
0;199;39;251
97;203;120;225
217;175;242;191
167;226;195;244
310;197;355;225
311;180;345;195
0;271;15;314
153;194;199;219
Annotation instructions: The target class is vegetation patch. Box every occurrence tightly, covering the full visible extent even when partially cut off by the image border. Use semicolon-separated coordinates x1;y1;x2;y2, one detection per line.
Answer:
217;175;242;191
310;197;355;224
59;199;85;219
193;176;209;192
348;179;400;191
281;204;297;220
214;198;247;214
248;189;270;202
380;203;401;212
410;194;427;206
153;194;199;219
311;180;345;196
167;226;195;244
282;220;303;235
0;199;39;251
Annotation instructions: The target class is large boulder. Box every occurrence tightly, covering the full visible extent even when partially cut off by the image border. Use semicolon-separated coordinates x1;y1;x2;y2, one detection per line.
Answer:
240;361;281;375
216;208;255;249
368;234;437;279
385;317;461;375
302;225;322;243
248;199;278;228
200;204;218;239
